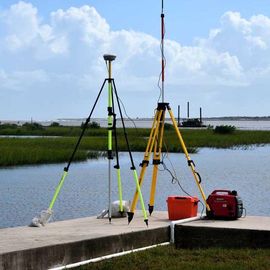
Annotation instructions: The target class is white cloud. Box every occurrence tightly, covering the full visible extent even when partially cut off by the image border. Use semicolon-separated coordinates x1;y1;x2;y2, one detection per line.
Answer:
199;11;270;70
0;3;270;119
1;1;42;51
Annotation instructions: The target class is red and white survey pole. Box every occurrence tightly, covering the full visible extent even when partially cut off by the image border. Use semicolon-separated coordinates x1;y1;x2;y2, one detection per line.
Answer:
161;0;165;102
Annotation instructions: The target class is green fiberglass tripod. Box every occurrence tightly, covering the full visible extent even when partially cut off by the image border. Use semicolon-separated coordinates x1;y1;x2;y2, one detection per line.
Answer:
31;54;148;227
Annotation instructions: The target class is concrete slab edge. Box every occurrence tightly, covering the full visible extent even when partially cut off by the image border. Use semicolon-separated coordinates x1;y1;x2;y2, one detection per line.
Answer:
175;225;270;249
0;226;170;270
170;215;203;243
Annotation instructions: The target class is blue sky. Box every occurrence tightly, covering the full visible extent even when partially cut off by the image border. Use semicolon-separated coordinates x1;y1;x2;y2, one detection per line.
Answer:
2;0;270;44
0;1;270;120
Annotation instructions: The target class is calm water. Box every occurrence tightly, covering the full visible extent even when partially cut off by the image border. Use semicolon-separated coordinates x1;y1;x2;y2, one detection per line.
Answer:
204;120;270;130
4;119;270;130
58;119;270;130
0;146;270;228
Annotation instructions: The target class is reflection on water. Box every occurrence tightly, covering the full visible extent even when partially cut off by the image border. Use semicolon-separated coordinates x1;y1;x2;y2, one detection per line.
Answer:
0;146;270;228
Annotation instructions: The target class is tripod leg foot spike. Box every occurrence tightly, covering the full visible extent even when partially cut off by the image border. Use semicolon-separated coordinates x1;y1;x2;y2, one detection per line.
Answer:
144;219;148;227
148;205;154;216
127;212;134;224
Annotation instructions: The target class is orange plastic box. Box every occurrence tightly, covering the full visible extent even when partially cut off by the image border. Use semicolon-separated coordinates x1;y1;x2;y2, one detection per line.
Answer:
167;196;198;220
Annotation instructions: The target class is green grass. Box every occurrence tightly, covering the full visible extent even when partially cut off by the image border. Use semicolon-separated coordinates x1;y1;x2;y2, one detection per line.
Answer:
0;127;270;166
1;125;270;148
178;129;270;148
0;137;105;166
76;245;270;270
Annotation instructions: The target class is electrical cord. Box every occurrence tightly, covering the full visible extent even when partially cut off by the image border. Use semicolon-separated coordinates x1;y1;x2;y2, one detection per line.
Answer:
160;139;206;218
118;97;138;131
160;141;193;197
198;200;205;218
241;207;247;218
157;15;167;103
157;69;162;102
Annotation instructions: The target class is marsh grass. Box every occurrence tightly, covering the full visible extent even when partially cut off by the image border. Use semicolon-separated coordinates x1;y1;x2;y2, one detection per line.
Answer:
0;137;105;166
76;245;270;270
0;127;270;166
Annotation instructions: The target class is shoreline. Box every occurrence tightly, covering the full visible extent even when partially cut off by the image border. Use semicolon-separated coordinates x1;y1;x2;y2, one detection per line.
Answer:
1;129;270;167
1;117;270;129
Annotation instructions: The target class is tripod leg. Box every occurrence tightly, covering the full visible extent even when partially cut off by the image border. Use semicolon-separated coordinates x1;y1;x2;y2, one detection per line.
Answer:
132;170;148;225
167;107;210;211
149;139;158;215
47;79;107;212
129;109;163;216
116;168;123;212
111;88;124;214
108;160;112;223
112;80;148;225
31;79;107;227
149;109;166;215
49;170;68;211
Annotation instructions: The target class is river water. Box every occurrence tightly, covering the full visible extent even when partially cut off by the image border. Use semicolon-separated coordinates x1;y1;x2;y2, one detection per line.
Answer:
0;146;269;228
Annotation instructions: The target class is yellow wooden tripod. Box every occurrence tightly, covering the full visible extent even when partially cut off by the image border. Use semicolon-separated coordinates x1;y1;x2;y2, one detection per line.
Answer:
127;102;210;223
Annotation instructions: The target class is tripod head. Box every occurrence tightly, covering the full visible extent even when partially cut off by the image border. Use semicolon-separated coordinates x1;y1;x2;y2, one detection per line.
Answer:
103;54;116;62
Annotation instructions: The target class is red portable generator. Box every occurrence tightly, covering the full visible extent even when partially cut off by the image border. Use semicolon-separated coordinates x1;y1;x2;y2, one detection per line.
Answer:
206;190;243;219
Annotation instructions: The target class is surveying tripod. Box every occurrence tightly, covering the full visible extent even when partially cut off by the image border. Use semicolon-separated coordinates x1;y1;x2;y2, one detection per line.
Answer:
127;0;210;223
127;102;211;222
32;54;148;226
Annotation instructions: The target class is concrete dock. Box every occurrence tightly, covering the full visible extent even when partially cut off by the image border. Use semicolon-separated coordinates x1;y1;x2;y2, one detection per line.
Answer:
0;213;270;270
0;211;170;270
175;216;270;249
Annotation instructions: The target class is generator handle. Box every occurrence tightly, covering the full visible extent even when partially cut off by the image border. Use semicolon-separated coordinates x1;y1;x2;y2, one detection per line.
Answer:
211;190;232;195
